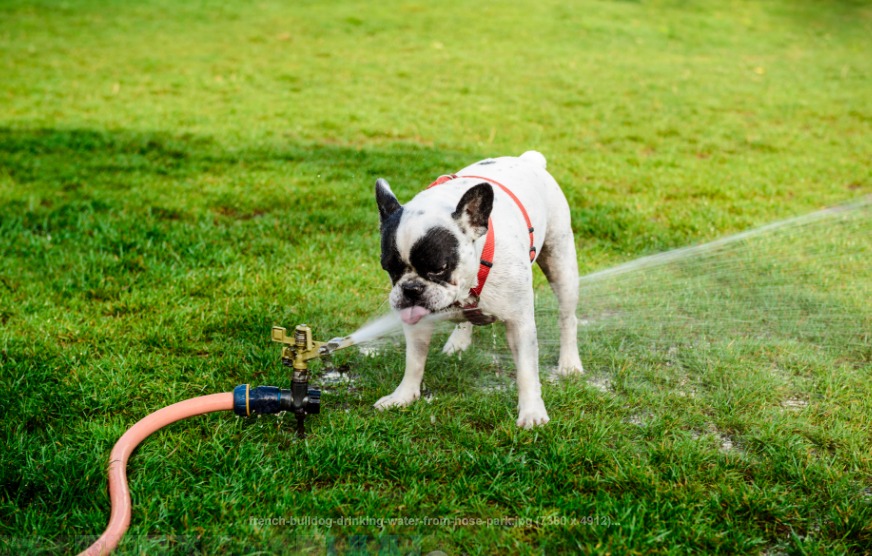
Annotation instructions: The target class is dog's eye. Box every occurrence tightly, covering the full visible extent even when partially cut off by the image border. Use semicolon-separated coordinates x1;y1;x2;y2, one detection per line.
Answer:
427;264;449;281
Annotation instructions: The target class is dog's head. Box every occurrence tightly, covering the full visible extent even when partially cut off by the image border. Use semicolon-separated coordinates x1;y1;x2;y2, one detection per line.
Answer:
375;178;493;325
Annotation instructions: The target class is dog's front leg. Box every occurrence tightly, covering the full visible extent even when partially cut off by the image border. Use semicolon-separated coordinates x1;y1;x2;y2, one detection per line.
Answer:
506;318;550;428
374;319;434;409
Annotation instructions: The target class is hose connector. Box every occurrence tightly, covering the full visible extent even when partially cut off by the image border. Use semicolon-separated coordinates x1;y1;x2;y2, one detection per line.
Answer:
233;384;321;417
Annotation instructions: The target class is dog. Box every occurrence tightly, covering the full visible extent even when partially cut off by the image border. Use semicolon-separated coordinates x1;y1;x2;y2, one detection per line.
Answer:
373;151;582;428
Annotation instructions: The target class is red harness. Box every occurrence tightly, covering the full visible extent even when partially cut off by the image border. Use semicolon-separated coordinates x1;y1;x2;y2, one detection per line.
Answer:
428;174;535;320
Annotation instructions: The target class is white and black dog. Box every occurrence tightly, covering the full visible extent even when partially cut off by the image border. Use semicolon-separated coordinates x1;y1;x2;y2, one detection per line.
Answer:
374;151;582;428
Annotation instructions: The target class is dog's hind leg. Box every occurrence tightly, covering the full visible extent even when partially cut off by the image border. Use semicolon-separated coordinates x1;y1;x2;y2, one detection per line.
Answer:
537;224;583;376
442;322;473;355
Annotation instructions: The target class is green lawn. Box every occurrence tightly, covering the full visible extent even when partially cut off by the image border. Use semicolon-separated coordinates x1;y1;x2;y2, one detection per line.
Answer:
1;0;870;554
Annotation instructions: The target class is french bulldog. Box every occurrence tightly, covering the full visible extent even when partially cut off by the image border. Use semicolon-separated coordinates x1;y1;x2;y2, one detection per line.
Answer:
373;151;583;428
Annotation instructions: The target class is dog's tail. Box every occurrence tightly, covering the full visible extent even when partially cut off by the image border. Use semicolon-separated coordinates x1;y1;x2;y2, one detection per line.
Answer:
520;150;547;169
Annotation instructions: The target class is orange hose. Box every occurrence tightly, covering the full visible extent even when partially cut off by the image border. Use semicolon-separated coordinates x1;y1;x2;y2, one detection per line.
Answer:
79;392;234;556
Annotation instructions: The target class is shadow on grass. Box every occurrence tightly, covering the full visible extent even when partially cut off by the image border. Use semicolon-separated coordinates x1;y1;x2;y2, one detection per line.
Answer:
1;126;696;258
0;126;476;215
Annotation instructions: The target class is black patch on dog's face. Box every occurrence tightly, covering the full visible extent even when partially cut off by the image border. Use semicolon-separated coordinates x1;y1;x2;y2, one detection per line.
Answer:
477;159;496;165
409;226;459;284
380;208;405;284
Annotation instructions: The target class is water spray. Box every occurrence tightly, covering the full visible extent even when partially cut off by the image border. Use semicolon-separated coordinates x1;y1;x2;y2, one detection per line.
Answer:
80;323;352;556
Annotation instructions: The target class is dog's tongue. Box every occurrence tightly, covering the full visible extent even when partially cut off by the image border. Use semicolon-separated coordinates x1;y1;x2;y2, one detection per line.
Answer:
399;306;430;325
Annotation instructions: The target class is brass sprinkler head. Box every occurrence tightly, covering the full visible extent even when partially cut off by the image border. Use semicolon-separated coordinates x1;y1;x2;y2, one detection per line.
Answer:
271;325;327;379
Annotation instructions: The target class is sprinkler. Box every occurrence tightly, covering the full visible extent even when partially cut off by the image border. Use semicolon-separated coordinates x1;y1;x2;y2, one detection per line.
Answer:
232;324;354;437
80;323;354;556
233;325;326;437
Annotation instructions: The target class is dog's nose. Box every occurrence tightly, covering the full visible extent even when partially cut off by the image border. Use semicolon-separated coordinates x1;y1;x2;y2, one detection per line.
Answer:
401;281;425;300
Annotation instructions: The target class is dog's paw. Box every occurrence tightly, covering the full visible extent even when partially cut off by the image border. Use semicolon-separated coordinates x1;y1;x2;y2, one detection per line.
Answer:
374;388;419;410
516;399;550;429
442;323;473;356
556;357;584;376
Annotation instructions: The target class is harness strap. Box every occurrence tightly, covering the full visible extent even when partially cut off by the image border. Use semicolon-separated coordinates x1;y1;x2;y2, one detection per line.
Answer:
427;174;457;188
469;217;494;299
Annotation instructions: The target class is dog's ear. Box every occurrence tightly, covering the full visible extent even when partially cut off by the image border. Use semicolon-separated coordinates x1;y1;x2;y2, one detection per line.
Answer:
453;182;493;239
375;178;401;222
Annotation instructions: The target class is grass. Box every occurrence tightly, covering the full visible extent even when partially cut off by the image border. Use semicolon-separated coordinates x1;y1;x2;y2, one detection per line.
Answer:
1;0;870;554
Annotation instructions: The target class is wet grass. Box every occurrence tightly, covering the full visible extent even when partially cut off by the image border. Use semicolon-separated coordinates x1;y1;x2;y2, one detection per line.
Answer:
1;0;871;554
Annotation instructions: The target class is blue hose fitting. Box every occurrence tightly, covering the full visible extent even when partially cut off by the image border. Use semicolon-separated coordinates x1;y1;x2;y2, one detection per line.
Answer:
233;384;285;417
233;384;321;417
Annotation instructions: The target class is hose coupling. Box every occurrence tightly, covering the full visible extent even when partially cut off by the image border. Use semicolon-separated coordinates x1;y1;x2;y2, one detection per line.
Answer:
233;384;321;417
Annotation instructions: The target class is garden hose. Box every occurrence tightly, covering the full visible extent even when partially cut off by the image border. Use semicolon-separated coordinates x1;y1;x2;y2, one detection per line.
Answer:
78;393;234;556
80;323;345;555
78;385;322;556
